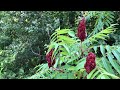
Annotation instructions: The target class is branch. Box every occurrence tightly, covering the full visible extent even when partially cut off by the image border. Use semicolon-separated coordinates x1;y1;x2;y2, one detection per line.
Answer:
52;67;64;73
31;47;40;56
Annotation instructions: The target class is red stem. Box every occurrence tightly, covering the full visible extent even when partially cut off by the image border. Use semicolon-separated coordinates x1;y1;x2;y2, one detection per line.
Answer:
81;41;83;58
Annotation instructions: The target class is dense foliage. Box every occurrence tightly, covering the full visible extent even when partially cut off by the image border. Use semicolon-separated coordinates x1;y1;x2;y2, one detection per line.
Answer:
0;11;120;79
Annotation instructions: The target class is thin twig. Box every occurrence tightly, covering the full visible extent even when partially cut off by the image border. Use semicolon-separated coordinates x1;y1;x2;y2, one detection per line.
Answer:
80;41;83;58
52;67;64;73
31;47;40;56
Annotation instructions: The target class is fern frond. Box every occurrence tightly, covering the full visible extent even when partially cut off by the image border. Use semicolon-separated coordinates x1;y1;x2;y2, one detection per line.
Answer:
86;11;115;38
86;24;117;43
92;45;120;77
87;66;120;79
47;28;78;68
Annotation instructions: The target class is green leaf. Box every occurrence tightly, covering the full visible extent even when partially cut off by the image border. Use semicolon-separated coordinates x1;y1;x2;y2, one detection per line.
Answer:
106;45;111;52
68;73;74;79
50;32;57;40
58;35;76;44
103;72;120;79
101;57;114;74
100;74;110;79
68;66;75;71
108;17;114;22
109;14;114;19
88;24;116;44
96;73;103;79
112;50;120;63
96;35;106;40
100;75;106;79
91;70;100;79
53;42;59;54
106;19;111;25
93;46;98;54
62;44;70;55
60;51;68;56
67;57;76;64
100;45;105;56
50;35;57;42
47;42;55;53
0;50;2;55
117;47;120;53
104;75;110;79
57;29;70;35
54;58;59;68
89;37;98;42
68;31;76;38
105;22;110;27
107;53;120;74
74;58;86;71
87;68;97;79
55;27;60;31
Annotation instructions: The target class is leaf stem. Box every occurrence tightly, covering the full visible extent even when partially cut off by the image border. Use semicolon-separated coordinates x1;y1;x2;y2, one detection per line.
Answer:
81;41;83;58
52;67;64;73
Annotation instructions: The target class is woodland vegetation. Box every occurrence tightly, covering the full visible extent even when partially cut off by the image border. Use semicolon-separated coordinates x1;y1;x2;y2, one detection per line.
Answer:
0;11;120;79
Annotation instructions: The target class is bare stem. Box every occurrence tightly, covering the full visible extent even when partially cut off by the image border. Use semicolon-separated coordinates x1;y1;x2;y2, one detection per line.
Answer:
31;47;41;56
52;67;64;73
81;41;83;58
